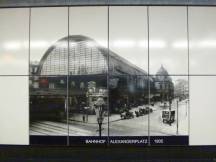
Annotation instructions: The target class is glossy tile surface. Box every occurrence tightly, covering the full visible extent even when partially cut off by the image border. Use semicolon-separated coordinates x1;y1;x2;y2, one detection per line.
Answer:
0;8;29;75
109;75;149;136
69;7;108;48
0;76;29;144
189;7;216;75
69;7;108;138
149;7;188;75
149;75;189;137
29;75;68;140
1;6;216;146
109;7;148;74
190;76;216;145
30;7;68;75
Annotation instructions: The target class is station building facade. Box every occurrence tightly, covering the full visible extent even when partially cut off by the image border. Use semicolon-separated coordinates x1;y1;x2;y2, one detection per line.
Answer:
30;35;174;114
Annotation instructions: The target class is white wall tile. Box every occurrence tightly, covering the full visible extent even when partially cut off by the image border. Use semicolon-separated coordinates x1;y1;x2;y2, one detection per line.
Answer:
189;7;216;75
149;7;188;75
0;77;29;145
109;6;148;72
190;76;216;145
30;7;68;67
0;8;29;75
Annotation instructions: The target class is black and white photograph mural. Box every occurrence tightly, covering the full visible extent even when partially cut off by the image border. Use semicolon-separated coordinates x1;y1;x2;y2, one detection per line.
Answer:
29;7;109;144
3;5;216;147
30;35;108;137
149;7;189;144
29;8;68;145
29;6;189;145
108;6;149;137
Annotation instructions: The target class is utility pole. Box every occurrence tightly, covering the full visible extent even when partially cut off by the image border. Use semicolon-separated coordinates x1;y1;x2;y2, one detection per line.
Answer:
169;83;172;111
177;100;179;135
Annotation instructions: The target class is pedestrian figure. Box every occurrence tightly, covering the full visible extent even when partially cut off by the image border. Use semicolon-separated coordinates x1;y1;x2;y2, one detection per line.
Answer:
86;114;88;123
81;101;86;123
82;114;85;123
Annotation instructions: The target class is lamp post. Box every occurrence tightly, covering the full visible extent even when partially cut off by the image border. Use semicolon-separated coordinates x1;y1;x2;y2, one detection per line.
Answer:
168;82;172;111
176;98;179;135
94;96;105;137
186;99;188;117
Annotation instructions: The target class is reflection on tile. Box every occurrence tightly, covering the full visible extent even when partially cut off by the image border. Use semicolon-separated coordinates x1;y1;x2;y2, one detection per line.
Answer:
69;7;108;137
0;9;29;75
69;7;108;48
30;7;68;75
109;6;148;72
3;6;215;146
68;35;108;76
149;7;188;75
189;7;216;75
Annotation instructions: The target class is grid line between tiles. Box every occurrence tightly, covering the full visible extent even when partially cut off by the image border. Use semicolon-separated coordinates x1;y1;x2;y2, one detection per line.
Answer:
107;5;110;146
147;6;151;146
187;5;191;142
2;6;216;146
67;6;70;146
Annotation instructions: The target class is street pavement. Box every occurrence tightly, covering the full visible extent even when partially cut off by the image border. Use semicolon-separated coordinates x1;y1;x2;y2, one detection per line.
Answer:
30;99;188;136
